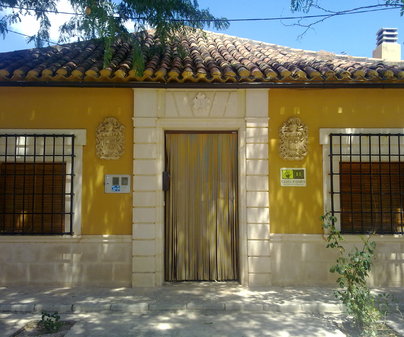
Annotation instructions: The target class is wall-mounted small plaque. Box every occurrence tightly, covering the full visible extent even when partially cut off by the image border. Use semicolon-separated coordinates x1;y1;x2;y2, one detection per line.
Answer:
280;168;306;187
105;174;131;193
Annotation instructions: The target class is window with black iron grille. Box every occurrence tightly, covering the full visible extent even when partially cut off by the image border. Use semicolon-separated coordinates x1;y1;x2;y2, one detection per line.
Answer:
329;133;404;234
0;134;75;235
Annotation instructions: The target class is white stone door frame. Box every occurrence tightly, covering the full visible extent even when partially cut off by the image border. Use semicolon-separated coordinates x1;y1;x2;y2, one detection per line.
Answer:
132;88;269;287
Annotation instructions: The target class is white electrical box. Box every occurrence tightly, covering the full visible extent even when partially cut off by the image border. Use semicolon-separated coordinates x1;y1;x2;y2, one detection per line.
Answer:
105;175;131;193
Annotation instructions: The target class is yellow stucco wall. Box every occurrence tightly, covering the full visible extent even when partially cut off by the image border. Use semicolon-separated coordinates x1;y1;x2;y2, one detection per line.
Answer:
0;87;133;235
3;86;404;236
269;88;404;234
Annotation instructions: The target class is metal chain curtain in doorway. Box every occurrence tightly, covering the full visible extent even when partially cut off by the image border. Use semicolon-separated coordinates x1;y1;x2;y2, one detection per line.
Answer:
165;132;239;281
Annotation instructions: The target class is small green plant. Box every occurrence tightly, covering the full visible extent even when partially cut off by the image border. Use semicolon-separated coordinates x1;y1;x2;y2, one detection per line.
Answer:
40;311;62;333
322;213;388;337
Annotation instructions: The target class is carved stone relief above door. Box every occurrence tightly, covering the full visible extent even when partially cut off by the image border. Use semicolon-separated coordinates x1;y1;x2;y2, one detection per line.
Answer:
164;91;242;118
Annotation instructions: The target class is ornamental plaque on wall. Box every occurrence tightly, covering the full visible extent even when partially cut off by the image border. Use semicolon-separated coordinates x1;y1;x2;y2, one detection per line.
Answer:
192;92;211;116
96;117;125;160
279;117;308;160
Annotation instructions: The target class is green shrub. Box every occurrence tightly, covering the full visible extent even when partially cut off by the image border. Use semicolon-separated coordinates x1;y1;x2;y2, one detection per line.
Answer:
322;213;389;337
40;311;62;333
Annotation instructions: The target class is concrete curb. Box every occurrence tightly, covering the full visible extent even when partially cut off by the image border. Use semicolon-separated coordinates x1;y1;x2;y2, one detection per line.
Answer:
72;304;112;313
0;301;345;315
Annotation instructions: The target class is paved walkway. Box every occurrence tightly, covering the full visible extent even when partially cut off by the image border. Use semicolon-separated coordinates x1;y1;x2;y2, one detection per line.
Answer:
0;283;402;336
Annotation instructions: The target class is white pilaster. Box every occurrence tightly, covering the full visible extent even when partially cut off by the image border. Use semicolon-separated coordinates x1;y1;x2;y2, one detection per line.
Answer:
132;89;160;287
245;89;271;286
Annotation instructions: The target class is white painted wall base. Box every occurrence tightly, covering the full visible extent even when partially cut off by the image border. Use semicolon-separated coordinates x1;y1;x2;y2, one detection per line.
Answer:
266;234;404;287
0;235;131;287
1;233;401;287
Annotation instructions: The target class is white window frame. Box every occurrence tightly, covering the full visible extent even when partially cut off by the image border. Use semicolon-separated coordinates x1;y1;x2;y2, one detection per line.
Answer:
0;129;86;235
320;128;404;232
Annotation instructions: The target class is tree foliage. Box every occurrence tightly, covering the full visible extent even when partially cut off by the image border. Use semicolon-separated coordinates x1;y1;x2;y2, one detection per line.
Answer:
0;0;229;65
290;0;315;13
386;0;404;14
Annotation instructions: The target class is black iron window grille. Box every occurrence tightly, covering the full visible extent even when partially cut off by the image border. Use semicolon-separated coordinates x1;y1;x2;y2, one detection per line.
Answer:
329;133;404;234
0;134;75;235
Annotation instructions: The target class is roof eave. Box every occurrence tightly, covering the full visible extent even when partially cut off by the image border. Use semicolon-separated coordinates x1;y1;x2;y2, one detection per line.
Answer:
2;80;404;89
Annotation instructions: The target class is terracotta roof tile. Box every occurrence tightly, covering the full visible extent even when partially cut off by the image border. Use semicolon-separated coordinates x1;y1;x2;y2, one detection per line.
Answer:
1;30;404;84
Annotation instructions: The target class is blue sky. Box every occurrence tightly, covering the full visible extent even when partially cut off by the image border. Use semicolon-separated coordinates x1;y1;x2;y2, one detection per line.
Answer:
1;0;404;58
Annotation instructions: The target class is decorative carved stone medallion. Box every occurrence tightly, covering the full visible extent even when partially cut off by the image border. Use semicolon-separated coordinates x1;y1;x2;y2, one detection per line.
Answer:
192;92;211;116
279;117;308;160
96;117;125;160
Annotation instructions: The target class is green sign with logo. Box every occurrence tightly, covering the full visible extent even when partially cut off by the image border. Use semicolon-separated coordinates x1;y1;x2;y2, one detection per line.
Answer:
280;168;306;186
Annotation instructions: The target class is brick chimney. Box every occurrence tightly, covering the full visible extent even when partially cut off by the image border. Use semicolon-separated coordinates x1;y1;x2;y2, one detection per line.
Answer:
372;28;401;61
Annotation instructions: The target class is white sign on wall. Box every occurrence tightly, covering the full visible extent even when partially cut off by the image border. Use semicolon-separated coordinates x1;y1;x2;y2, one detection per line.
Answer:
105;174;131;193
